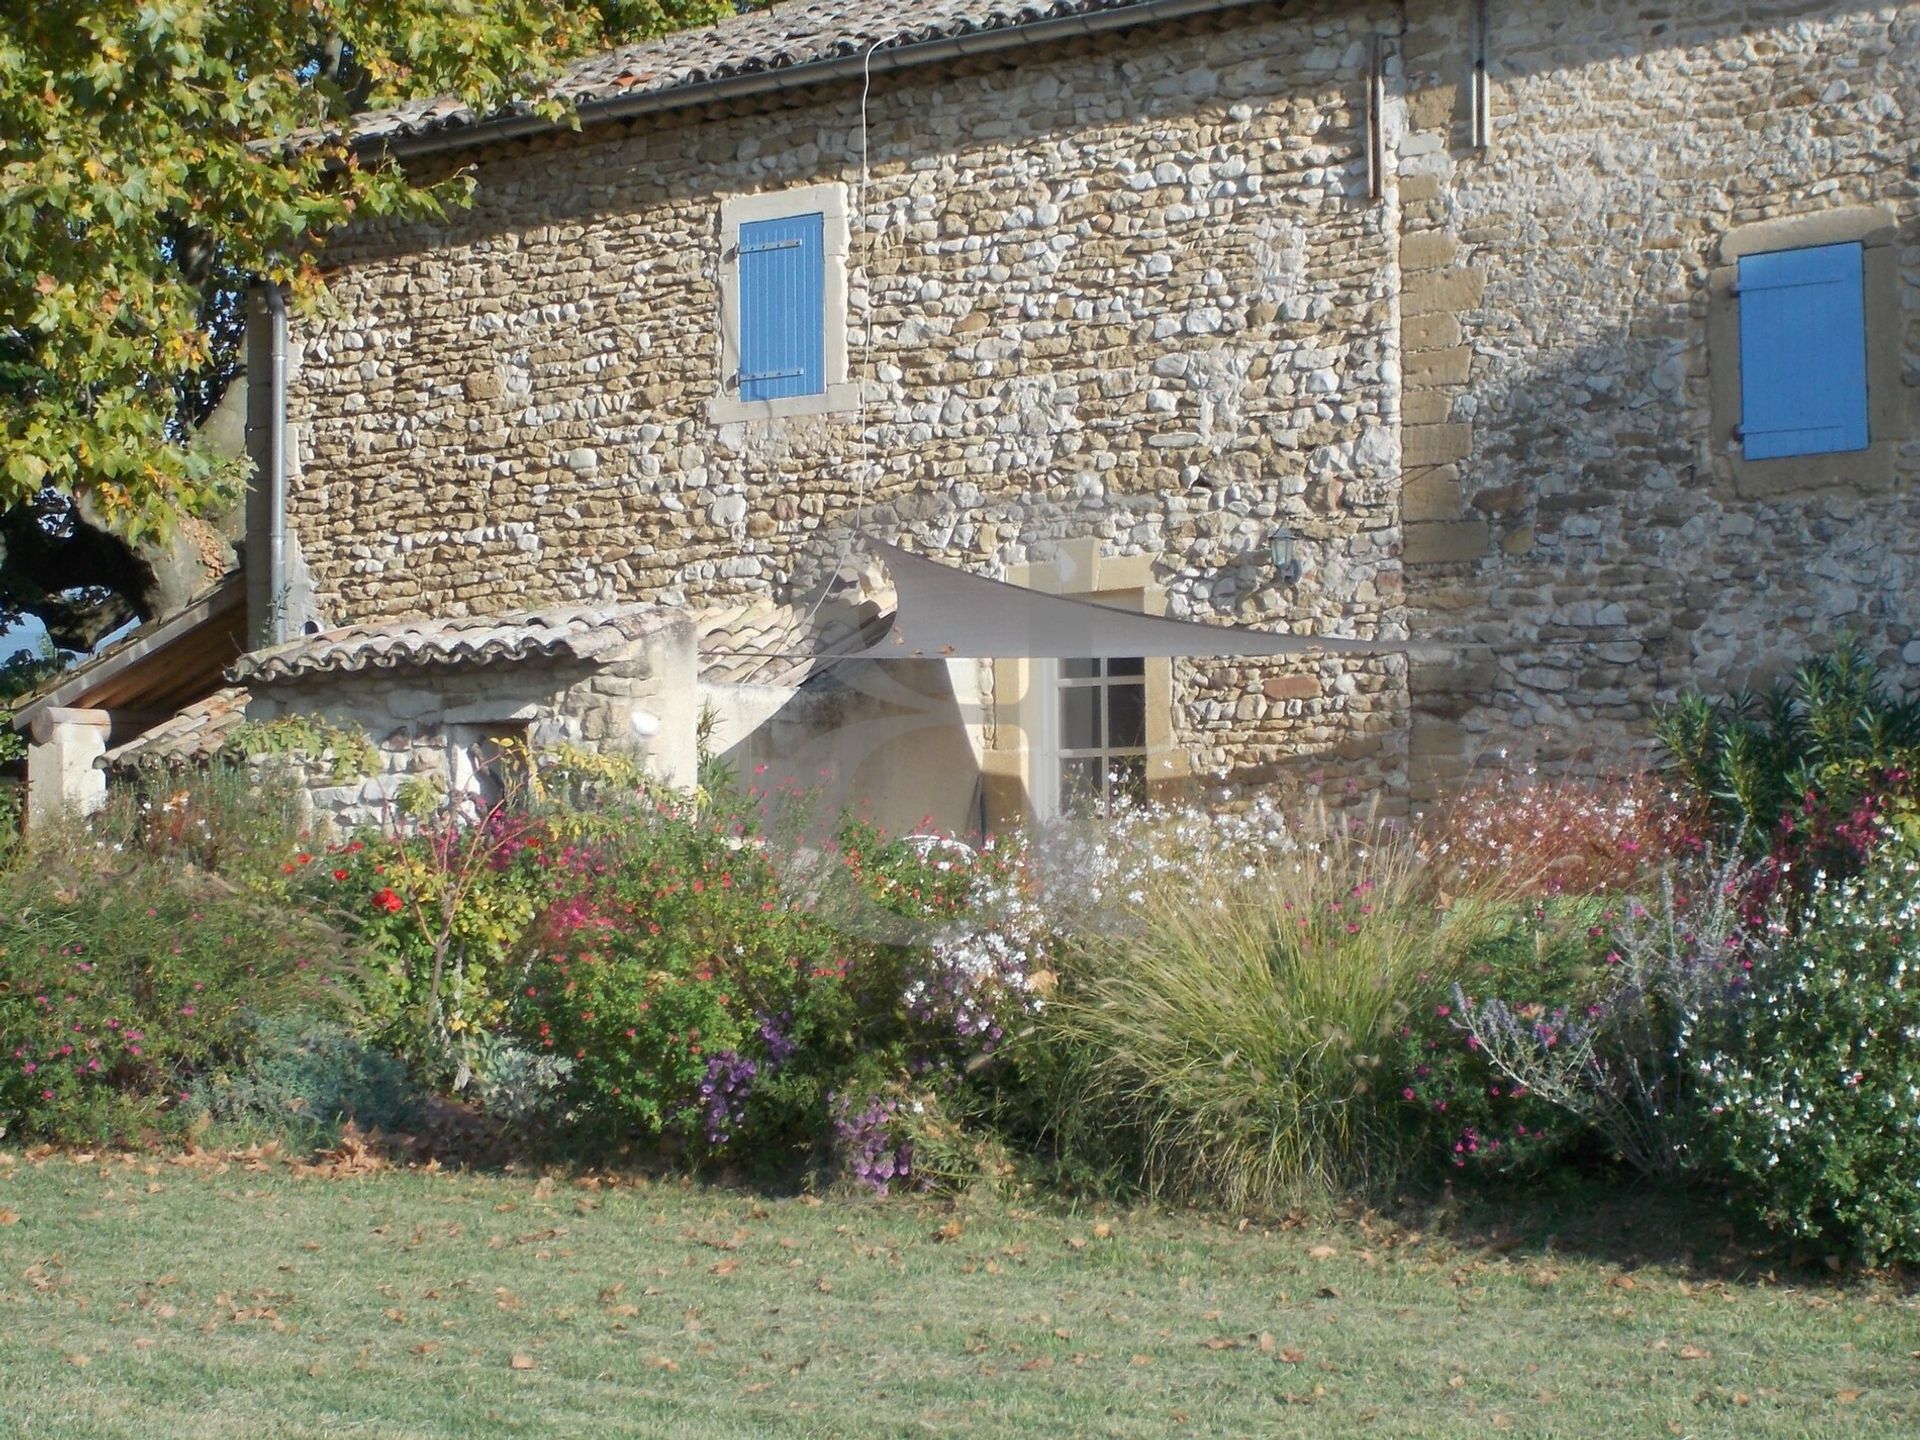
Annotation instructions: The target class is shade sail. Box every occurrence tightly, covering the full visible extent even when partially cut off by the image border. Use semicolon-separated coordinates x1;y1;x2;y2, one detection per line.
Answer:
871;541;1398;660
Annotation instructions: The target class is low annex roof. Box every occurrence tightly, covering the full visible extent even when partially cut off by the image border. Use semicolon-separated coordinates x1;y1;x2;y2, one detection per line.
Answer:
230;604;684;685
349;0;1264;154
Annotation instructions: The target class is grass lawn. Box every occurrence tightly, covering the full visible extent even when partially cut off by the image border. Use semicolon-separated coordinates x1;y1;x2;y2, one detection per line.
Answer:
1;1150;1915;1438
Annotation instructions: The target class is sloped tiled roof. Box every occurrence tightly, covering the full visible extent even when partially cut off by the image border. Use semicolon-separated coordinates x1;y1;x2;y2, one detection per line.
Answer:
231;604;683;685
350;0;1231;149
102;687;251;770
697;586;896;688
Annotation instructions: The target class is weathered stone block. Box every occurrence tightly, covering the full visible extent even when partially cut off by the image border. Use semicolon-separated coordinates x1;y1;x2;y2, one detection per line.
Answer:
1402;268;1488;317
1262;674;1323;702
1403;520;1490;566
1409;719;1467;757
1405;346;1473;389
1404;423;1474;466
1403;311;1462;352
1403;473;1465;522
1400;230;1459;273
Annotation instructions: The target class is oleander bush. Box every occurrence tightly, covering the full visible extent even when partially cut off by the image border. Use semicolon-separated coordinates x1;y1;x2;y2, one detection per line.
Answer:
1656;635;1920;911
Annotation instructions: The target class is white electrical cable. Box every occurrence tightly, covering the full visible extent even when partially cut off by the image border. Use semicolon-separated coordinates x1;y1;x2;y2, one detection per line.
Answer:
787;35;888;647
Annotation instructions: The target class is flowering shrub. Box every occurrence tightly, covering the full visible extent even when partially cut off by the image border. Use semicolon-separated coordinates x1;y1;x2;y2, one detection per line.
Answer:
1425;769;1693;898
1393;900;1618;1176
295;809;580;1084
1446;853;1751;1177
481;792;1045;1187
1703;844;1920;1266
1657;637;1920;912
0;857;344;1143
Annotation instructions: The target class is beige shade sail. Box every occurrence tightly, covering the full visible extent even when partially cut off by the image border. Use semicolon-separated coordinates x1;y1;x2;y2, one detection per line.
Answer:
870;541;1399;660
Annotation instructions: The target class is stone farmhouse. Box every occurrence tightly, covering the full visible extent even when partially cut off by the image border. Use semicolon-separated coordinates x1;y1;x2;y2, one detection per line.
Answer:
15;0;1919;835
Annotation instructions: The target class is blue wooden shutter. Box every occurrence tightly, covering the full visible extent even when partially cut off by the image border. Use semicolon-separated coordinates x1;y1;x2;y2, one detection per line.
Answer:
1737;242;1869;460
737;212;825;401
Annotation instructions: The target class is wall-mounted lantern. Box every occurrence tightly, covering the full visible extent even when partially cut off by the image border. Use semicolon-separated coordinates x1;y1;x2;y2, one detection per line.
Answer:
1267;526;1305;587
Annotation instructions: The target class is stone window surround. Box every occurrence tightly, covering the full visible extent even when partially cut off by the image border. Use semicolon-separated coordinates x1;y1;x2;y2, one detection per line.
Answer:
710;182;862;424
1707;205;1909;499
983;541;1187;826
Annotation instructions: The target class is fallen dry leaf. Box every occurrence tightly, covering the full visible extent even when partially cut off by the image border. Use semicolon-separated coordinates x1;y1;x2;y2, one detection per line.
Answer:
0;1208;19;1225
66;1355;90;1368
509;1352;536;1371
1307;1245;1339;1260
1091;1222;1114;1241
1678;1345;1712;1361
1837;1389;1863;1404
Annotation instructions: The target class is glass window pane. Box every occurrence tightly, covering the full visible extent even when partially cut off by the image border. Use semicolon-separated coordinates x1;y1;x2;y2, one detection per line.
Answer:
1061;685;1101;749
1060;758;1104;815
1061;658;1100;679
1107;656;1145;676
1107;680;1146;749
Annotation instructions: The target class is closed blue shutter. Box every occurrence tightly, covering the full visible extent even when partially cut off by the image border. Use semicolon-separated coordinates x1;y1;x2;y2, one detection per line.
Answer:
737;212;825;401
1737;242;1869;460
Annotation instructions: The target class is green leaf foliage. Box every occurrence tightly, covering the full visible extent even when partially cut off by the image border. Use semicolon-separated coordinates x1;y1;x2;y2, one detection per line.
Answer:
0;0;730;540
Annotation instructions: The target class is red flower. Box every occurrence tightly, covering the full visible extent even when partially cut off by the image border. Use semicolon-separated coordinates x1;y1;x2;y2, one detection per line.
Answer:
332;868;350;882
372;888;404;914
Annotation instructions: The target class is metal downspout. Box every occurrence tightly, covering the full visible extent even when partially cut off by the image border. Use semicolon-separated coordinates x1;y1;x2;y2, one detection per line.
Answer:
265;284;289;646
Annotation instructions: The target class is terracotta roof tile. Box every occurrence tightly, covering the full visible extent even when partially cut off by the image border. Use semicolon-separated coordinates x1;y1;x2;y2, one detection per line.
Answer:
102;686;251;769
231;604;682;684
349;0;1199;147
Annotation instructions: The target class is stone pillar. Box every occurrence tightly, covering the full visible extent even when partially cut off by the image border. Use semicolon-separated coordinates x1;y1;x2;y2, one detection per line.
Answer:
26;707;112;825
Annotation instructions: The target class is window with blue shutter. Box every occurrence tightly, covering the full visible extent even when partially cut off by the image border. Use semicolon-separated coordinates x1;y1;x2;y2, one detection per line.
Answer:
1737;242;1869;460
736;211;825;402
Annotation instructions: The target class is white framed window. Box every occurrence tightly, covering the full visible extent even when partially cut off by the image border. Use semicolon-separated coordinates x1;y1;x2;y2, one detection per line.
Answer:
982;545;1189;830
711;183;860;423
1044;656;1149;817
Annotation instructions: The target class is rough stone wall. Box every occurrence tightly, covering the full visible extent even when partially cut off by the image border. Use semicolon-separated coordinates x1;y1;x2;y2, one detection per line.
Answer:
1397;0;1920;801
289;1;1412;803
242;625;693;829
287;0;1920;813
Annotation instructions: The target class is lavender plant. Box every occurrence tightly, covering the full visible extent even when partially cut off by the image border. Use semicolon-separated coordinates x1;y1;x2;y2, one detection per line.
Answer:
1448;851;1751;1177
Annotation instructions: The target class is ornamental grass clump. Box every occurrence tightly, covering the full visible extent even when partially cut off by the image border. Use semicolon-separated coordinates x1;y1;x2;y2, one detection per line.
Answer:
1045;802;1504;1212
